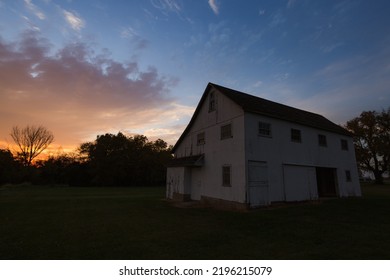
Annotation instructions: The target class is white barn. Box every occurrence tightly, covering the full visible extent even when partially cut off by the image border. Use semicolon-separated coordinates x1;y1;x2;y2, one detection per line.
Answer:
166;83;361;209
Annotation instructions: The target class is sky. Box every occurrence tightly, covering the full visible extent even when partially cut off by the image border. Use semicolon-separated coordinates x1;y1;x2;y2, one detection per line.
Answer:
1;0;390;156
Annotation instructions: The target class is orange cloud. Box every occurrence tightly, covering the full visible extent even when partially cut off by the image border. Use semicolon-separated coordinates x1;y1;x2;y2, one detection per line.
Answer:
0;31;185;154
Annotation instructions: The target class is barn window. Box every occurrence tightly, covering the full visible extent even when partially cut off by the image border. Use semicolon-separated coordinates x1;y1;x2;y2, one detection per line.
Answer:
197;132;205;145
259;122;272;137
318;134;327;147
222;165;231;187
345;170;352;182
341;139;348;151
221;123;232;140
291;129;302;143
209;92;216;112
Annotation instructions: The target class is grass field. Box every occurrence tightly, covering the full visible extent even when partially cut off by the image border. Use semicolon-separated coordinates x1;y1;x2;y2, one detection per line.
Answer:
1;183;390;259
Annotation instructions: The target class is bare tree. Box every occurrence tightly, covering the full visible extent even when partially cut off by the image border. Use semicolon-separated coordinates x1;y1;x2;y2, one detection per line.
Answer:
11;125;54;166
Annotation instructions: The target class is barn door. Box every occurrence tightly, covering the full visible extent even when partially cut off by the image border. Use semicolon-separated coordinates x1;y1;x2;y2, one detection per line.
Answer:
283;165;317;201
248;161;269;207
316;167;337;197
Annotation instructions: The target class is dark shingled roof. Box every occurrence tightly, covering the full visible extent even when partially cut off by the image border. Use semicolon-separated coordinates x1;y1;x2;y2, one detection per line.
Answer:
172;83;351;153
211;83;351;136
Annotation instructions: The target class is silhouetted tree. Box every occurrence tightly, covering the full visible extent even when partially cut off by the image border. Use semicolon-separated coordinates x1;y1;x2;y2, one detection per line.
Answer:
0;149;20;184
10;125;54;166
78;132;172;186
345;108;390;184
35;154;81;185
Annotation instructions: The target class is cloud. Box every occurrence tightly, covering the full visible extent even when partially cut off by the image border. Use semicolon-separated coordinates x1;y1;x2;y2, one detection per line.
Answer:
24;0;45;20
151;0;181;15
208;21;230;45
208;0;219;15
0;31;180;150
269;11;286;28
286;0;296;9
120;26;138;39
63;9;85;31
120;26;149;50
253;81;263;88
281;49;390;123
162;0;181;12
149;0;194;23
274;72;290;81
320;42;344;53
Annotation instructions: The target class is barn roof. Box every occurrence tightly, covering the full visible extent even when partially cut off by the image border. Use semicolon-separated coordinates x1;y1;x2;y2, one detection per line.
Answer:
172;82;351;153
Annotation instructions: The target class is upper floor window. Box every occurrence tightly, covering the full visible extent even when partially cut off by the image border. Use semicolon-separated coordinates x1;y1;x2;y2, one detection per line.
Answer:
209;92;216;112
259;122;272;137
221;124;232;140
341;139;348;151
197;132;205;145
318;134;327;147
291;128;302;143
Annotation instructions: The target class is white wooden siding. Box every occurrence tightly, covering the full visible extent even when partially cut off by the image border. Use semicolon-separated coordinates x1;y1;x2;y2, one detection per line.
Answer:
173;89;247;203
244;113;361;202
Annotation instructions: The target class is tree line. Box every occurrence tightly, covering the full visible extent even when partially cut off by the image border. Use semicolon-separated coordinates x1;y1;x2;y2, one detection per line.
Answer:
1;107;389;186
0;130;172;187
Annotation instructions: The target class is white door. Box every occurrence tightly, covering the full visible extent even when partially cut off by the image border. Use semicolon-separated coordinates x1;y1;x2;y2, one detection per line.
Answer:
248;161;269;207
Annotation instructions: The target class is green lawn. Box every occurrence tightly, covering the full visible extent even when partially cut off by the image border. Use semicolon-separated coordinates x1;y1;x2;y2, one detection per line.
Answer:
1;183;390;259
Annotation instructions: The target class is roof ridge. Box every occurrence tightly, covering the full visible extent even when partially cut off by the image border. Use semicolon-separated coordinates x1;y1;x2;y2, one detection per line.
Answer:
209;82;324;119
209;82;350;136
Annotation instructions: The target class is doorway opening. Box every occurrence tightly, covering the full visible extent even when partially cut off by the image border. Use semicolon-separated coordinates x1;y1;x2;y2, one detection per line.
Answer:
316;167;338;197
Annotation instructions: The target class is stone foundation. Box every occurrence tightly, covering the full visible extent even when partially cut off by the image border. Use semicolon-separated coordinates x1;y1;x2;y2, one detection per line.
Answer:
200;195;249;211
172;192;191;202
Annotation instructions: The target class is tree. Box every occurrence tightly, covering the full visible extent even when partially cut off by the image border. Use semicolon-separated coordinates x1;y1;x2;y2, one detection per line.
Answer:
0;149;20;184
78;132;172;186
345;108;390;184
10;125;54;166
35;153;87;186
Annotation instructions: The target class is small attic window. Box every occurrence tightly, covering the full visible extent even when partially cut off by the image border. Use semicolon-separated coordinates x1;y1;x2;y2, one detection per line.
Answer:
197;132;205;145
209;91;216;112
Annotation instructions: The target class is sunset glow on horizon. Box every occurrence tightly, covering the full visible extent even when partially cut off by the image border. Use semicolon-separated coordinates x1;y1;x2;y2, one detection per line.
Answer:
1;0;390;156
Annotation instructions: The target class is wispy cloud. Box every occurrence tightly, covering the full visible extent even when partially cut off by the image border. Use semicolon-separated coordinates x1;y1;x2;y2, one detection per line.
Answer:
208;0;219;15
289;49;390;122
151;0;181;14
63;9;85;31
286;0;296;9
253;80;263;88
120;26;149;50
24;0;45;20
269;10;286;27
320;42;344;53
162;0;181;13
150;0;193;23
120;26;138;39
